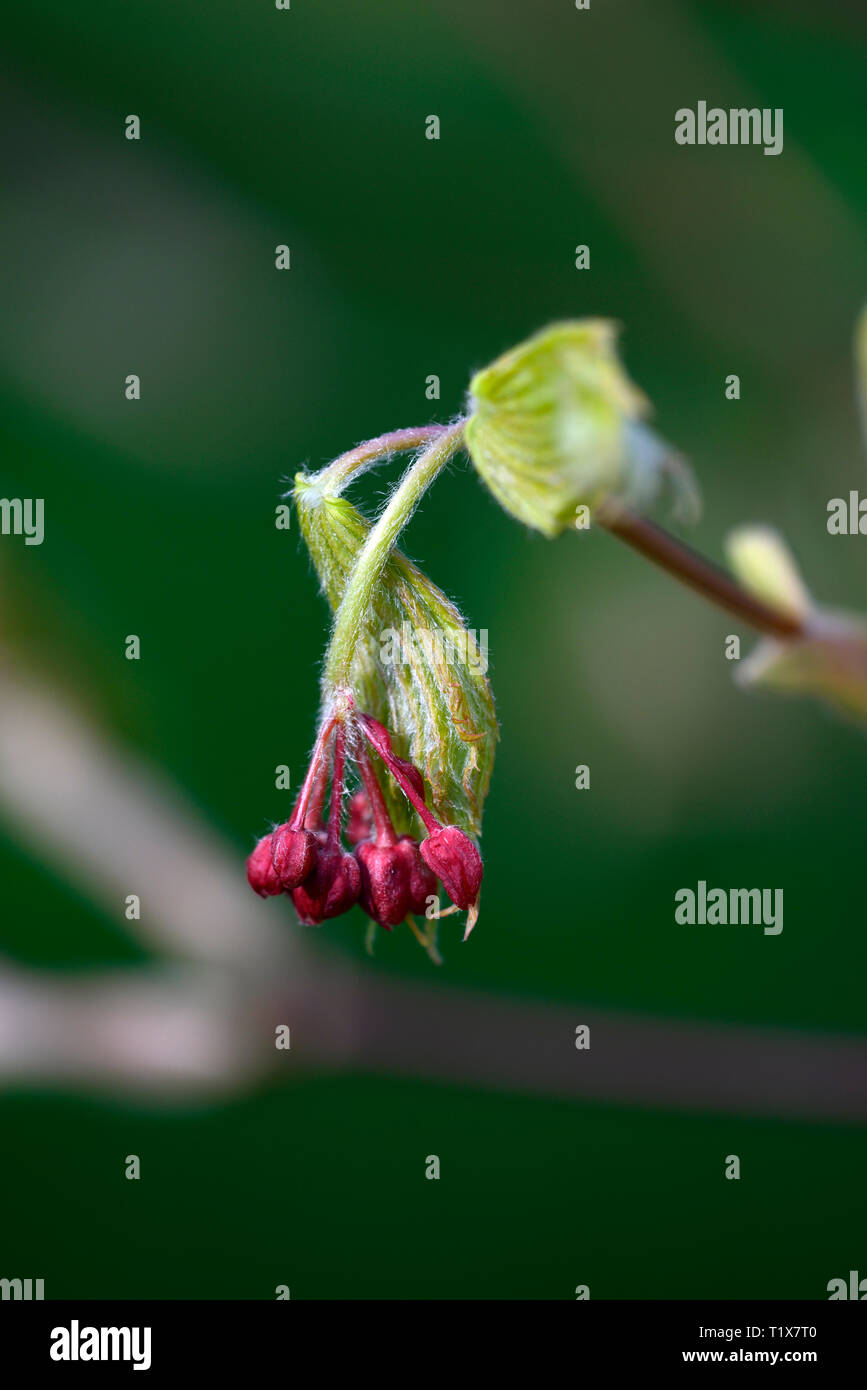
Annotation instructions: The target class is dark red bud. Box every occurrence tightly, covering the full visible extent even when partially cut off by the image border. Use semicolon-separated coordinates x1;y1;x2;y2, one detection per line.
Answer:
355;840;412;929
271;823;318;891
394;835;438;915
291;838;361;925
346;790;374;847
420;826;483;911
246;833;283;897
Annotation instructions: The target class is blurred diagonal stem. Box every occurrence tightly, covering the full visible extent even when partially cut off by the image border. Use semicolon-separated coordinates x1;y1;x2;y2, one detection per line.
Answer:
598;505;804;639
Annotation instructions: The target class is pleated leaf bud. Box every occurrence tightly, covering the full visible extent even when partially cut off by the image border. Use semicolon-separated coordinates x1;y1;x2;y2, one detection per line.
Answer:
464;320;698;537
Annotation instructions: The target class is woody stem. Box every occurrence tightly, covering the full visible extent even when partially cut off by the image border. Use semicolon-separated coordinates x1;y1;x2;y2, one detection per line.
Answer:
598;507;804;640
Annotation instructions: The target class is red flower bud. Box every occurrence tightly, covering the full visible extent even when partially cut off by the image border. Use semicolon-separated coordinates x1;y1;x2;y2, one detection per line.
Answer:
271;823;318;891
247;703;487;943
246;833;283;897
355;840;412;928
394;835;437;915
346;790;374;846
420;826;483;912
291;837;361;925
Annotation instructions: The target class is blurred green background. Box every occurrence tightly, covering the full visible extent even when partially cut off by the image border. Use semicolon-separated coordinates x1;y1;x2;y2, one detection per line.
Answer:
1;0;866;1299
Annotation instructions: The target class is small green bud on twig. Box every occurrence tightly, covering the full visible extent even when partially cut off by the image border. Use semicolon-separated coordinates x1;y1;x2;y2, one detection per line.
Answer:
728;526;867;723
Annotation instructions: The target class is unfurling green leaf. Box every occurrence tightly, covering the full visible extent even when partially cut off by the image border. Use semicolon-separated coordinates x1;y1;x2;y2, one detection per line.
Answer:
735;621;867;724
295;477;497;835
464;320;699;537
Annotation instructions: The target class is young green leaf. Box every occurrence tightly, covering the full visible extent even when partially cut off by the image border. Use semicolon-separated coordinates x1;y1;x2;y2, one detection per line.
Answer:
295;477;497;836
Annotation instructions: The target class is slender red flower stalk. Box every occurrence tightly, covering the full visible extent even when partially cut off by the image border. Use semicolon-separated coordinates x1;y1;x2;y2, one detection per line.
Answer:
269;724;334;891
357;712;482;929
290;724;361;924
289;715;338;830
346;790;374;846
353;746;435;929
356;714;439;832
357;745;398;847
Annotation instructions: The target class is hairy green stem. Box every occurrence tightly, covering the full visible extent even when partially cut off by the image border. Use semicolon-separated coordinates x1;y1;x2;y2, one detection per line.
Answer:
310;425;451;498
323;421;466;692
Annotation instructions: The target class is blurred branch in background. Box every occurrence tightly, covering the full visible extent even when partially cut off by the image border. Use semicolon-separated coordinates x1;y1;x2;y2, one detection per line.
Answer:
0;965;263;1098
0;661;865;1120
0;669;293;972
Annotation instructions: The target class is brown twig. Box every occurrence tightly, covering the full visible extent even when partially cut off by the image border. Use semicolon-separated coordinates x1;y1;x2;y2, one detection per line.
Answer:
598;507;803;640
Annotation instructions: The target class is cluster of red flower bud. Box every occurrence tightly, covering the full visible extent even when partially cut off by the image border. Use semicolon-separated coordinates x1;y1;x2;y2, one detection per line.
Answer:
246;706;483;936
